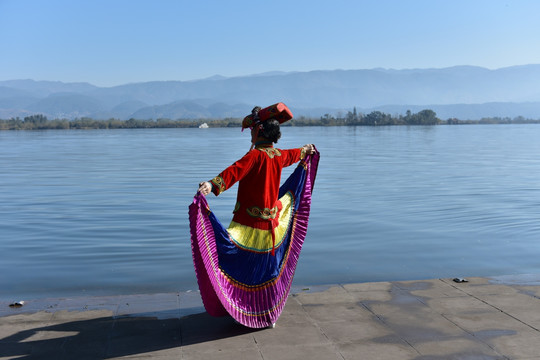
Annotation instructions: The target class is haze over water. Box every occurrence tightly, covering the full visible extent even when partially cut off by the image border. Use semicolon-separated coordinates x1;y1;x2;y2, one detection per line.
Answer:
1;125;540;301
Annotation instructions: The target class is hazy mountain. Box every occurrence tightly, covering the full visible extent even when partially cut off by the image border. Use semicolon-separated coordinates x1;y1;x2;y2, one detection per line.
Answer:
27;93;105;119
0;80;98;97
1;65;540;120
0;85;35;99
92;100;150;119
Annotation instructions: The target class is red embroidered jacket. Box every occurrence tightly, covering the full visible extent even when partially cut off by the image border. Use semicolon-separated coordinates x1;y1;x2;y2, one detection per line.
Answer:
210;143;305;230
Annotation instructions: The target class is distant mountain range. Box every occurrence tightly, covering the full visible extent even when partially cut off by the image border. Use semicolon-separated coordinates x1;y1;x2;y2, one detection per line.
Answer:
2;65;540;120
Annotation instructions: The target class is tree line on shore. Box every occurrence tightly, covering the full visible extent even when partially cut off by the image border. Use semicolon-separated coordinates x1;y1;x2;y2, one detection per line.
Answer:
2;109;540;130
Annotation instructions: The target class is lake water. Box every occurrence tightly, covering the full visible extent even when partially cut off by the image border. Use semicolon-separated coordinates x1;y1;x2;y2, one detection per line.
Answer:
1;125;540;301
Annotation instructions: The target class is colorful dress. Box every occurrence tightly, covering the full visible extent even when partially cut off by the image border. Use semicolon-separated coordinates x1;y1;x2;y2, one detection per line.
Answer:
189;143;319;328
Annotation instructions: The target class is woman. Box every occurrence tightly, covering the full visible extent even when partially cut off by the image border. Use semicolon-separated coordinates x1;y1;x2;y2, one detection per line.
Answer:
189;103;319;328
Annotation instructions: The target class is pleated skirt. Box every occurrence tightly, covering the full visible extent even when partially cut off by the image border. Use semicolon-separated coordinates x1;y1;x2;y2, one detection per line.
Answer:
189;151;319;328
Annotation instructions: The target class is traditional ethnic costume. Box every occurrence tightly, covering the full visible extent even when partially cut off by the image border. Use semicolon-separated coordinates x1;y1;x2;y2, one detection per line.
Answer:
189;103;319;328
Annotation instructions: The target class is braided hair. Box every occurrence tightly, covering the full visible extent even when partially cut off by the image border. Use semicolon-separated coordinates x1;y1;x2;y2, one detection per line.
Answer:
250;105;281;143
260;119;281;143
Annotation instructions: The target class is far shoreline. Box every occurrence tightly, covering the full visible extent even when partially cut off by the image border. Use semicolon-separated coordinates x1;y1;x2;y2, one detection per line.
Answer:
3;109;540;131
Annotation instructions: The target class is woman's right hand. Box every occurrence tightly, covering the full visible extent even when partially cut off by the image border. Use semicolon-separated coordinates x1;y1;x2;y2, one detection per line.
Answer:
198;181;212;196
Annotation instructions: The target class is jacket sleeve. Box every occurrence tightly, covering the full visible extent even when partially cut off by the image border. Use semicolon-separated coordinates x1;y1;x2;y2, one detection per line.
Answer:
280;147;306;168
210;151;256;196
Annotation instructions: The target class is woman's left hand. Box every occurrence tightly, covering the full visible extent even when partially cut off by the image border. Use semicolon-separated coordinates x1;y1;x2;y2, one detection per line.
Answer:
303;144;315;155
198;181;212;196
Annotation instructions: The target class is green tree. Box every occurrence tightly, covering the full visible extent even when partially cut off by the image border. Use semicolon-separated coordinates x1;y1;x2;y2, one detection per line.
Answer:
406;109;440;125
363;111;393;125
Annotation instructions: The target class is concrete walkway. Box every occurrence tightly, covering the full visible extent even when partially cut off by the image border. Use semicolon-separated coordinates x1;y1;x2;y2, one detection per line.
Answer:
2;275;540;359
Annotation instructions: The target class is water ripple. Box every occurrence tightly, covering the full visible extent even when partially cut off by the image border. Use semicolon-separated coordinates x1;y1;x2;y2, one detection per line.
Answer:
2;126;540;300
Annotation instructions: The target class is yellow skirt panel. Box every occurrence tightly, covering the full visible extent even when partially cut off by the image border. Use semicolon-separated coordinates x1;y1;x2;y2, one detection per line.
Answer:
227;191;294;253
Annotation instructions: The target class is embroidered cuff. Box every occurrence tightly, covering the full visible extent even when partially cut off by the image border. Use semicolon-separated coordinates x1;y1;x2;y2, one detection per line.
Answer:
210;176;226;195
300;147;307;160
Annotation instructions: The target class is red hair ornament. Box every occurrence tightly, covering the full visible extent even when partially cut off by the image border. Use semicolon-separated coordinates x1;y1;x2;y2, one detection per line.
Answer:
241;102;293;131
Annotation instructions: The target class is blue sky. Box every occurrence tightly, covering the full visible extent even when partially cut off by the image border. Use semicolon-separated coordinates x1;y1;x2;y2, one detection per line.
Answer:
1;0;540;87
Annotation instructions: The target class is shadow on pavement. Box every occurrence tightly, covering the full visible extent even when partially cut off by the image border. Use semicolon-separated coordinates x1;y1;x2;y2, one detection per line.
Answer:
0;310;257;359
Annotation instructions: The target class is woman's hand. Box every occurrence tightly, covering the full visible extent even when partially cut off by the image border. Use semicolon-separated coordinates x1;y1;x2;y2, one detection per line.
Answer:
302;144;315;155
198;181;212;196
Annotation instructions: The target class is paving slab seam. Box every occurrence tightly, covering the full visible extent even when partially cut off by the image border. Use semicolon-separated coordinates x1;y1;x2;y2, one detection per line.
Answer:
353;290;423;357
380;280;525;359
428;279;513;359
252;334;265;360
392;279;516;359
291;296;346;360
363;309;422;356
440;278;540;333
437;312;510;359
